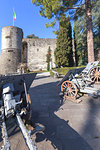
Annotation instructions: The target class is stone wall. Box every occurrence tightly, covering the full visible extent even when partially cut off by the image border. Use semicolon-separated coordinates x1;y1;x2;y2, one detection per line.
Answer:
0;26;23;75
0;26;57;74
22;38;57;71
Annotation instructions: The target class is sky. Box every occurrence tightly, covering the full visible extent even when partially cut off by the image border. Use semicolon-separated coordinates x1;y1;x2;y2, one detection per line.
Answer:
0;0;57;49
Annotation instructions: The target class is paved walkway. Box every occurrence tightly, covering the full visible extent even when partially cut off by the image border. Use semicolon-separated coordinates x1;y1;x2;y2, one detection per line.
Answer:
30;75;100;150
0;74;100;150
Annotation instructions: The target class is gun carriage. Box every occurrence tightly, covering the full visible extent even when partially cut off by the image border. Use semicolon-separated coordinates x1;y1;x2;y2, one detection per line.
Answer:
58;61;100;101
0;73;38;150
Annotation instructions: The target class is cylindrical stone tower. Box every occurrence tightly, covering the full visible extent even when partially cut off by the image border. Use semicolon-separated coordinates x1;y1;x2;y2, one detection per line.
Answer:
0;26;23;75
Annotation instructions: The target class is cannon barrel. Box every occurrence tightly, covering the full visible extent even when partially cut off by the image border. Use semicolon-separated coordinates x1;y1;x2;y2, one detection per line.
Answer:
0;73;38;150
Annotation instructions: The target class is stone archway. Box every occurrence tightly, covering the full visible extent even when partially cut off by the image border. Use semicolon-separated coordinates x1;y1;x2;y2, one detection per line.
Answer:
22;41;28;63
17;41;28;73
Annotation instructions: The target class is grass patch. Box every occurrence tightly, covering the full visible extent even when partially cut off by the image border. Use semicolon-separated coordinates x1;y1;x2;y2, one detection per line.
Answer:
27;70;48;74
52;66;85;75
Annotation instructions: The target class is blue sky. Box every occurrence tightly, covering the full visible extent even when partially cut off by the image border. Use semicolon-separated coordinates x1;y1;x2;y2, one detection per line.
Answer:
0;0;58;49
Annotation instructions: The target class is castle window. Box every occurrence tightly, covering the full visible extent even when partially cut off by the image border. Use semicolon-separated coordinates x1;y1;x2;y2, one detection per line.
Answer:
5;35;11;38
37;48;39;52
8;50;13;52
33;42;35;46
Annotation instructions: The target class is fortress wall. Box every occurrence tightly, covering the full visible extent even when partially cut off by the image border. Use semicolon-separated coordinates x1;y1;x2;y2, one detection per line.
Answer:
0;26;57;74
22;38;57;71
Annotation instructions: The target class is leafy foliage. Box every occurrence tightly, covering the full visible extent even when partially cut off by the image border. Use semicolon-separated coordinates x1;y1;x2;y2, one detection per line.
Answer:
74;0;100;65
31;0;99;63
46;46;52;71
74;16;87;65
26;34;39;38
92;0;100;50
55;14;74;67
31;0;83;27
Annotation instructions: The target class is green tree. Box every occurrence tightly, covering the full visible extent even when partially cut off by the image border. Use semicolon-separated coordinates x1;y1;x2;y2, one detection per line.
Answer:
31;0;96;63
55;14;73;67
46;46;52;71
92;0;100;51
73;0;100;65
27;34;39;38
74;26;79;66
74;16;87;65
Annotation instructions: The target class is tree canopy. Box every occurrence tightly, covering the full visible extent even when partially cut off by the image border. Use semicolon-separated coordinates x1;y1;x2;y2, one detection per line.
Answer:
26;34;39;38
55;14;74;67
74;0;100;65
46;46;52;70
31;0;99;63
31;0;84;27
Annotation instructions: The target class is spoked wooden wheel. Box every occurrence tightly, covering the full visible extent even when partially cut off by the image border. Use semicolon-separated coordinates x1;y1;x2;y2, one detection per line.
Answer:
61;81;78;99
89;66;100;83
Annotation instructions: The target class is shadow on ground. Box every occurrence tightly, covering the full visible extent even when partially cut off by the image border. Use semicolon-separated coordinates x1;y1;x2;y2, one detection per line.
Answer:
29;78;95;150
80;97;100;150
0;76;100;150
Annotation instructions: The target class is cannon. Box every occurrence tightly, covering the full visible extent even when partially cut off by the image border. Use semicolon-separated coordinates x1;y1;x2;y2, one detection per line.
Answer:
78;61;100;83
0;73;39;150
58;61;100;101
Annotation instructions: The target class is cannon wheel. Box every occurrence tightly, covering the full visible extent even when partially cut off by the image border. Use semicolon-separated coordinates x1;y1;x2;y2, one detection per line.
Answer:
61;81;78;99
89;66;100;83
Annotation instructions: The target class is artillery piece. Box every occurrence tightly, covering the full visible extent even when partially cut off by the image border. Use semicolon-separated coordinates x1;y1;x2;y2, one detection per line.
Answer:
0;73;39;150
58;61;100;101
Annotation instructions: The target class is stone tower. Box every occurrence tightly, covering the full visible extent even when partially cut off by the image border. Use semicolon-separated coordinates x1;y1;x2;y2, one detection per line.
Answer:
0;26;23;75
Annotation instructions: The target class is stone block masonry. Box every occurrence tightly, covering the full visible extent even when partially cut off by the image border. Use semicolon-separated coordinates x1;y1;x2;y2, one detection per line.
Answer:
0;26;57;74
0;26;23;75
22;38;57;71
